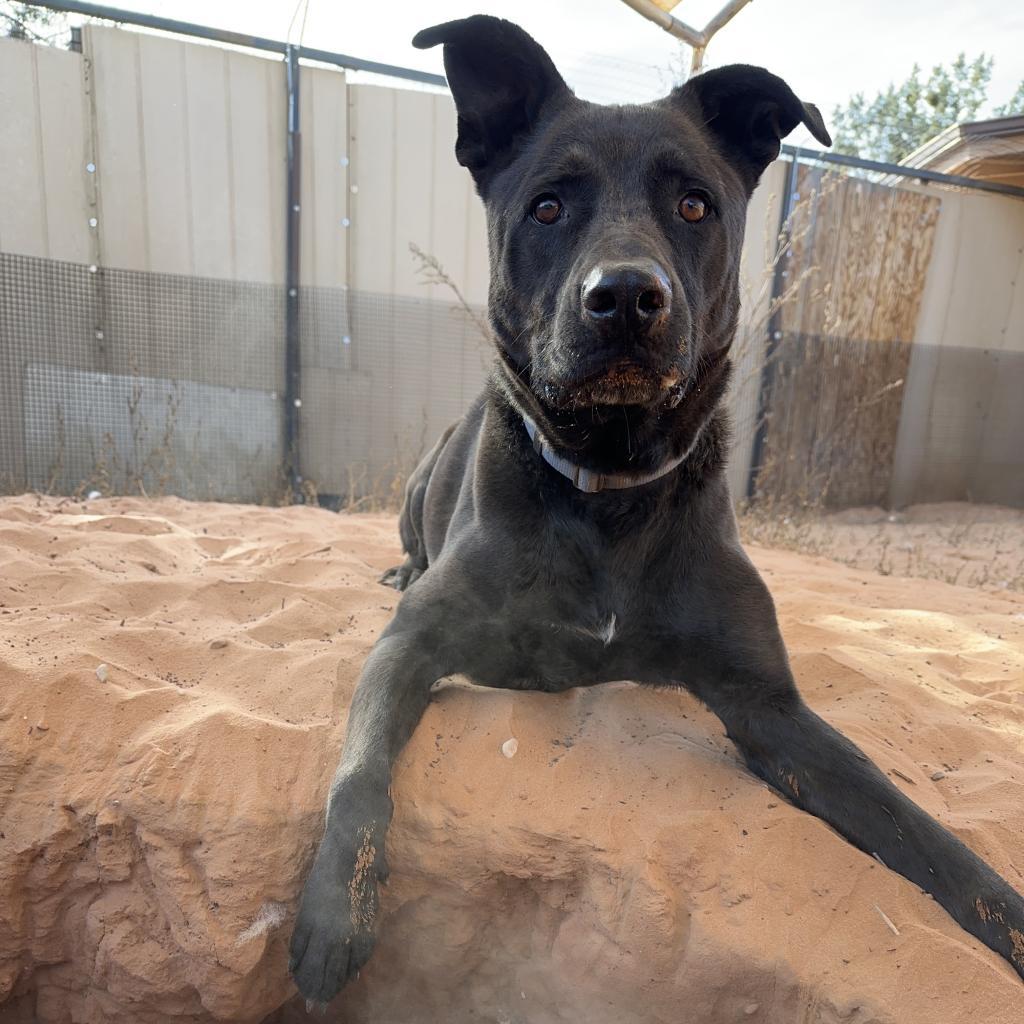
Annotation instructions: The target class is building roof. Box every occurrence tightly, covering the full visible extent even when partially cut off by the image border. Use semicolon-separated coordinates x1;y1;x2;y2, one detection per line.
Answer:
900;115;1024;188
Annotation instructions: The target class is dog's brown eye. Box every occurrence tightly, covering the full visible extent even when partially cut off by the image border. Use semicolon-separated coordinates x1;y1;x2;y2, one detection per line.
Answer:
531;195;563;225
678;193;708;223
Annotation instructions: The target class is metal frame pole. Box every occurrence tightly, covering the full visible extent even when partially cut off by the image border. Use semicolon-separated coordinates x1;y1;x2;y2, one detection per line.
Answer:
617;0;752;75
780;144;1024;201
19;0;448;86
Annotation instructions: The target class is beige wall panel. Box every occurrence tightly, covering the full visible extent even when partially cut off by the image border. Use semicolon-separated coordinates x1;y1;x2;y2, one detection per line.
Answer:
974;306;1024;500
738;161;785;304
298;72;316;286
86;28;147;271
225;51;283;284
349;85;396;296
183;45;234;279
299;67;349;289
930;191;1024;353
348;86;397;475
427;96;496;396
462;182;490;308
727;160;786;500
457;157;494;411
427;92;492;400
891;189;1024;506
35;44;91;264
423;92;490;308
993;239;1024;486
86;28;286;283
0;39;48;257
1003;234;1024;349
906;190;960;353
265;58;288;285
384;90;434;467
428;94;472;300
391;90;437;299
136;34;192;275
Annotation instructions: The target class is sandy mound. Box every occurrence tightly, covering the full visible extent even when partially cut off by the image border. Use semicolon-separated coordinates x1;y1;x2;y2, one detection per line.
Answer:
1;495;1021;1023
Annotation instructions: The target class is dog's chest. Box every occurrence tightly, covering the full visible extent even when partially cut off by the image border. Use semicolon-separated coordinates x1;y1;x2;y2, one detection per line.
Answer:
476;562;674;688
470;605;626;691
460;506;691;689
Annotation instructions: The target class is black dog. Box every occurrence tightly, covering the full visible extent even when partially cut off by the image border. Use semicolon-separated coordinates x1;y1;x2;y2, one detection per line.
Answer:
289;15;1024;1003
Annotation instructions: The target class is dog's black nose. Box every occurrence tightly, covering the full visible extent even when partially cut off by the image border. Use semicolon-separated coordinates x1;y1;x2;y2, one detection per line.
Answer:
581;261;672;334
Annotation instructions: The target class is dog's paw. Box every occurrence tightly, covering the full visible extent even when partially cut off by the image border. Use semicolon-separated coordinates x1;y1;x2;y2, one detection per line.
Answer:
378;560;422;592
289;905;374;1004
289;827;385;1003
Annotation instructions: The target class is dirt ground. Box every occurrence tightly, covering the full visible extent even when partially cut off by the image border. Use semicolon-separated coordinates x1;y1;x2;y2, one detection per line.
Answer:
740;501;1024;593
1;494;1022;1023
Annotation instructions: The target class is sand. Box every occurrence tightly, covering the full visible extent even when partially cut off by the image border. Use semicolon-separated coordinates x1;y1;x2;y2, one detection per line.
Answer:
0;494;1022;1023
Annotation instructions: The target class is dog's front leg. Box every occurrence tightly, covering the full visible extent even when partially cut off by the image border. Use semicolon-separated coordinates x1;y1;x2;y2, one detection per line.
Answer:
679;561;1024;982
289;609;448;1004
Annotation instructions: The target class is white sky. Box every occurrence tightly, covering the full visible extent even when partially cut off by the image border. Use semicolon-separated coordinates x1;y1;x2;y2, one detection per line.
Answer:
69;0;1024;146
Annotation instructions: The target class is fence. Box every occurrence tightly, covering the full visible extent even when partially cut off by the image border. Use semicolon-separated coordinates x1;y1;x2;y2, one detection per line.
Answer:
1;8;1023;510
730;161;1024;509
736;165;941;507
1;18;490;506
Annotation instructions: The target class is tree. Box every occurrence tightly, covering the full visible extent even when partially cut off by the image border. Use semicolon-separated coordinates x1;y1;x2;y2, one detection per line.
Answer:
1;2;65;43
994;80;1024;118
830;53;1024;164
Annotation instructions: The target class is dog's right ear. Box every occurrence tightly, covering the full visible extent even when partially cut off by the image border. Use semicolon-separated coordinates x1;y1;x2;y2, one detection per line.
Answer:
413;16;571;191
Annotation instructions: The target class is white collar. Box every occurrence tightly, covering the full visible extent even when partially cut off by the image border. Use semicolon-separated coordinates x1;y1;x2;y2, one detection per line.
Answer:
521;412;694;494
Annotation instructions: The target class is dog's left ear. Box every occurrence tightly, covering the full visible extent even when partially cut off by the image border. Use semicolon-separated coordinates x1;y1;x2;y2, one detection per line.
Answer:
413;15;572;192
674;65;831;190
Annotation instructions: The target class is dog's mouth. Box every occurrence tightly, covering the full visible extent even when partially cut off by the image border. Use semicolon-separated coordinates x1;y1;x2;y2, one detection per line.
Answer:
543;359;684;410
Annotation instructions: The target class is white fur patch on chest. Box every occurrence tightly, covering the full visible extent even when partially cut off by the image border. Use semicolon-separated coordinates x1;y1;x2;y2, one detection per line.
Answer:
550;613;618;646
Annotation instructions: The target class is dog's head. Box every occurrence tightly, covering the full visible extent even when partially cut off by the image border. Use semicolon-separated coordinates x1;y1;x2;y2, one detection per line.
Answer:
414;16;829;468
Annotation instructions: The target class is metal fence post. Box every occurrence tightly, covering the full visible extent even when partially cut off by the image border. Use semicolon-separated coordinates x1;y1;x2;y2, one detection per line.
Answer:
284;43;302;499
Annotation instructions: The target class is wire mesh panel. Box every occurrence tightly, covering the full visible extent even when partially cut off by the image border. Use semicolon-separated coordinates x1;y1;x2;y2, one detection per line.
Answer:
1;252;285;501
298;285;492;506
0;252;493;504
